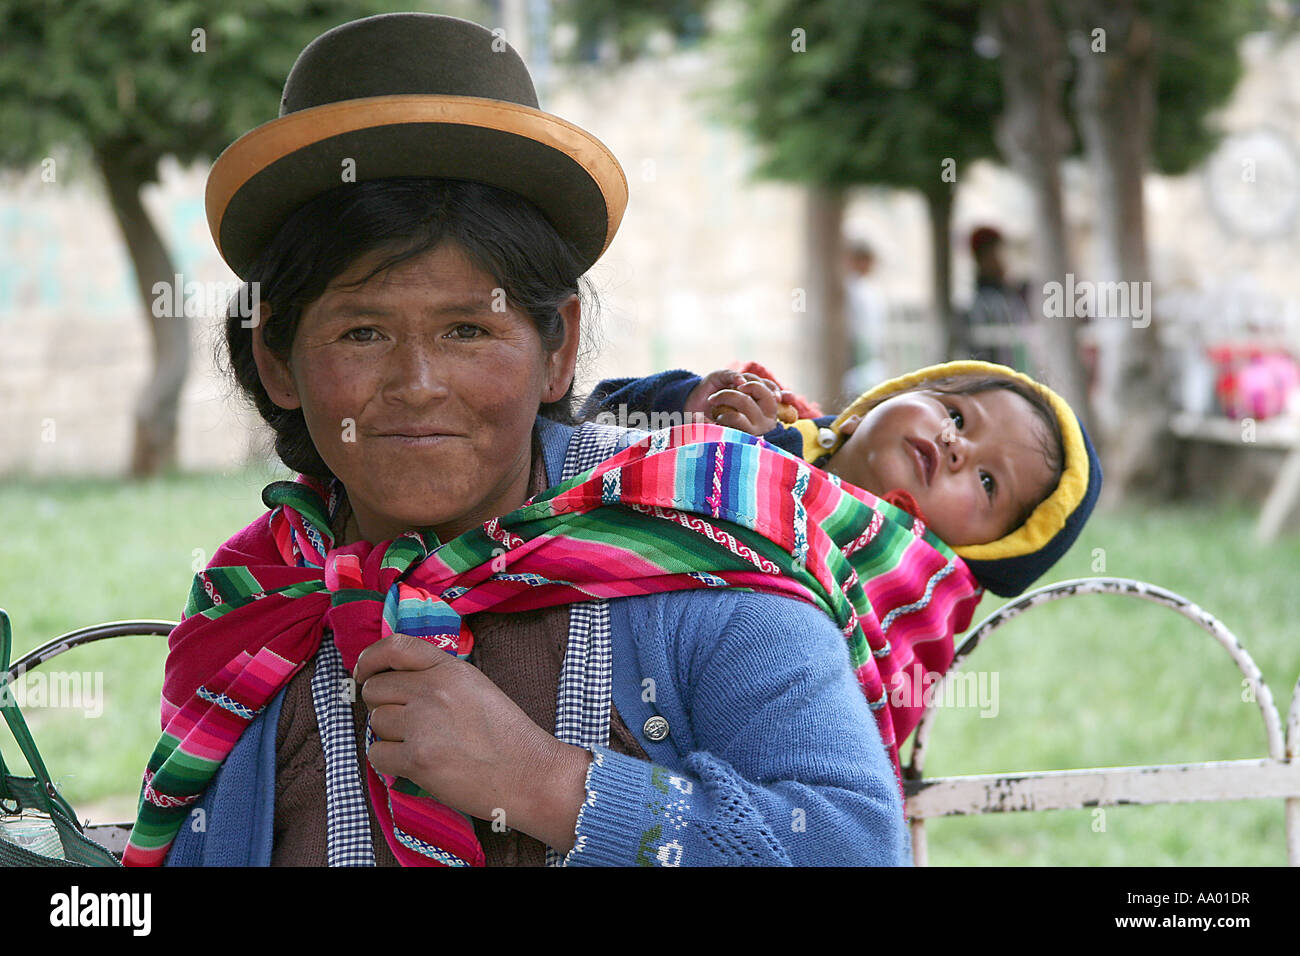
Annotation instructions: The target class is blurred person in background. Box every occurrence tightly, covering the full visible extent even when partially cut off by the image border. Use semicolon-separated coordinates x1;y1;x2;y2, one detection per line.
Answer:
967;225;1033;371
843;240;890;396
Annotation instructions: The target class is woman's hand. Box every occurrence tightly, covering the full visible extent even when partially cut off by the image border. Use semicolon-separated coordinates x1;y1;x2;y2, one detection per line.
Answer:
354;634;592;852
684;369;798;434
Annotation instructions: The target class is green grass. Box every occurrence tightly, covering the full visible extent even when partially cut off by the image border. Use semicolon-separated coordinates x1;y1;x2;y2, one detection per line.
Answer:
0;461;292;822
1;468;1297;863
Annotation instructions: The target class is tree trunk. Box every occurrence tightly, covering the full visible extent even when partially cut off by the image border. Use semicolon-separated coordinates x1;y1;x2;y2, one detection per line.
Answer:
989;0;1092;433
804;185;850;407
1069;0;1170;500
96;144;189;478
924;184;959;360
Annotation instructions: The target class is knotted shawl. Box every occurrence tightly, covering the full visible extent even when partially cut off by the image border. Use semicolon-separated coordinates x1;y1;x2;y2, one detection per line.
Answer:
124;423;981;867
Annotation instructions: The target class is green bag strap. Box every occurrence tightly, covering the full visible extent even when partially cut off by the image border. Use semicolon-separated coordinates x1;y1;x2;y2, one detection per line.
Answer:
0;609;82;824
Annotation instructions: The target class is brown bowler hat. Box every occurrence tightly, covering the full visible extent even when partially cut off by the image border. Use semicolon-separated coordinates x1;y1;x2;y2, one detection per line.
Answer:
206;13;628;279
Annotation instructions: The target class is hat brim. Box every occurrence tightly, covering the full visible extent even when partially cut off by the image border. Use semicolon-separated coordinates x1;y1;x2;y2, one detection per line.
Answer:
207;95;629;279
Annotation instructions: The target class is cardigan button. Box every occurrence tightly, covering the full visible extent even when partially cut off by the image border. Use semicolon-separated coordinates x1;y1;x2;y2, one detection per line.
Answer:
642;715;670;742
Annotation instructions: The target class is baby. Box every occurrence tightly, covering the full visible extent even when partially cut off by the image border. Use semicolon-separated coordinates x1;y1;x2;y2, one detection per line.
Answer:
584;360;1103;597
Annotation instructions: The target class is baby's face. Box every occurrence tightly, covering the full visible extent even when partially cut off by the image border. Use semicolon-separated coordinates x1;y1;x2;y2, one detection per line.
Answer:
827;388;1057;547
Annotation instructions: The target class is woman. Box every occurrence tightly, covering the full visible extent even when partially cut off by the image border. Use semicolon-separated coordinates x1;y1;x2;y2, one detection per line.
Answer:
125;13;979;867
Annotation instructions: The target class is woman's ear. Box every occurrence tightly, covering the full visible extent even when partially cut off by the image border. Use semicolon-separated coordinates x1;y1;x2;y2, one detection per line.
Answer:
543;294;582;402
249;303;302;410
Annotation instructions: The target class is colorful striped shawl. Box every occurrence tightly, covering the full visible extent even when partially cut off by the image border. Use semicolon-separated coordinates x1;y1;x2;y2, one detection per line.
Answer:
124;423;981;867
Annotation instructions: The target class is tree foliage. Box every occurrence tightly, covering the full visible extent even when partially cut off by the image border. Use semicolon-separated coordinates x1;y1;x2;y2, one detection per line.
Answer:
718;0;1003;193
0;0;414;182
1141;0;1263;175
716;0;1262;193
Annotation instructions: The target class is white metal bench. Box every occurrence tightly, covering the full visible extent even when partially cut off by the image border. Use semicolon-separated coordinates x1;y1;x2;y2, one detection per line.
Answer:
1168;412;1300;543
903;577;1300;865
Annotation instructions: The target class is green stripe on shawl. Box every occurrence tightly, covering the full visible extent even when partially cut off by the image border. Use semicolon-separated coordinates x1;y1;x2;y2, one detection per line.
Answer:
332;588;384;606
261;480;333;533
191;578;328;622
184;566;274;619
382;534;436;570
207;566;268;603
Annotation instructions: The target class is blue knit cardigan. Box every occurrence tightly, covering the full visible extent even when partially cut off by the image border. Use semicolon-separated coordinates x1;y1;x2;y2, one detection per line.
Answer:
164;418;910;866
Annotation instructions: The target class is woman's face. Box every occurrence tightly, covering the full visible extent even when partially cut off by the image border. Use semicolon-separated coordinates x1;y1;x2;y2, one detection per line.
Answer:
253;242;580;544
828;387;1057;547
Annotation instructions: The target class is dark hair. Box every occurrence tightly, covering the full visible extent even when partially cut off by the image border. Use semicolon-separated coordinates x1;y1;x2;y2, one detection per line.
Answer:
861;373;1066;538
220;178;597;482
970;226;1004;256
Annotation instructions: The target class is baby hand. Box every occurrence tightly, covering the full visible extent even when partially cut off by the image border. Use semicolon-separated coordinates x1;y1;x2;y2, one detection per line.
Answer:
685;369;799;435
